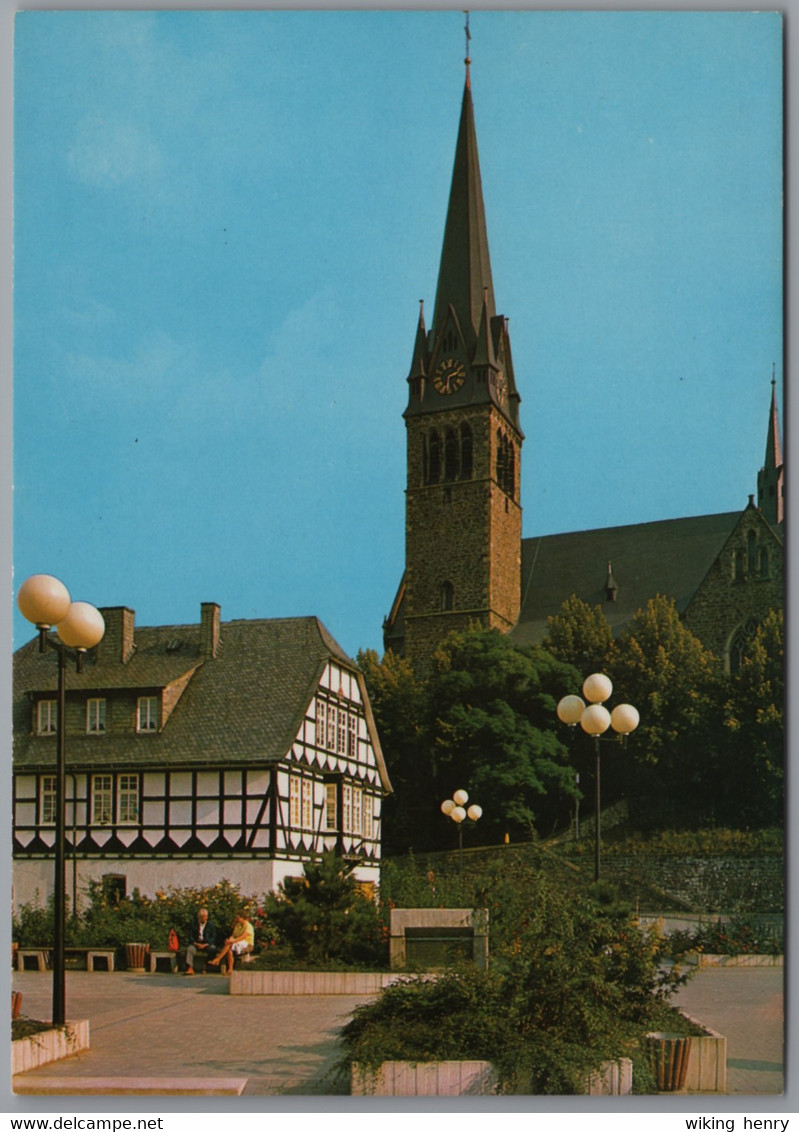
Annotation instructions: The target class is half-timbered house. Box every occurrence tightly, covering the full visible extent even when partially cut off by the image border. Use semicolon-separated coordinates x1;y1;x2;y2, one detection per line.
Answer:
12;603;391;910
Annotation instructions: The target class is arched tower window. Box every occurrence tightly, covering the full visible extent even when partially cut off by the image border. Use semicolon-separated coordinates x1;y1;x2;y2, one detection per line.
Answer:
444;428;459;482
440;581;454;611
496;429;506;491
460;424;473;479
734;549;745;581
428;430;441;484
506;442;515;499
422;434;429;485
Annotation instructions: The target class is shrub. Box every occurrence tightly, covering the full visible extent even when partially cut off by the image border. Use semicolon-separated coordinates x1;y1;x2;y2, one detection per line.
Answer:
341;849;694;1094
256;852;387;970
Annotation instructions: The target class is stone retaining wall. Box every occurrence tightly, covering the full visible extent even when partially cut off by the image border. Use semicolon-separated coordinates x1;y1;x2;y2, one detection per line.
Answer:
598;855;783;913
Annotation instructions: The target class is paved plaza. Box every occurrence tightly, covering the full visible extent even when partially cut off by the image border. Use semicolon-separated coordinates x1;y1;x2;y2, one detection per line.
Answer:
9;965;785;1097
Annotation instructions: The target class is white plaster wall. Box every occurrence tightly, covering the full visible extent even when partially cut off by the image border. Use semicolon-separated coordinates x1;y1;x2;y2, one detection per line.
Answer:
14;856;383;913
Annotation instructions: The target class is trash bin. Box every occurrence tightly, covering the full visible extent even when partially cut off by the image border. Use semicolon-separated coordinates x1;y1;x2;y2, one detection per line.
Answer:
646;1032;692;1092
124;942;149;972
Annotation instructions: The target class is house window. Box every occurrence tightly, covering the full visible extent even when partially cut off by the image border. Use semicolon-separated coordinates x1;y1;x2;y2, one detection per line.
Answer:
117;774;139;824
325;783;338;830
91;775;113;825
441;581;454;612
316;699;327;748
301;778;313;830
326;704;338;750
137;696;160;732
39;775;57;825
86;698;107;734
337;708;347;754
347;714;357;757
352;786;362;838
342;784;352;834
289;776;301;828
363;793;374;840
37;700;57;735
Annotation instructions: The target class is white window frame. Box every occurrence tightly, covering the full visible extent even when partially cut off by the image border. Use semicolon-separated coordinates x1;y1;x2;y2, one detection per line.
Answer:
137;696;160;733
289;776;301;828
301;778;313;830
316;699;327;748
363;792;374;841
347;714;357;757
86;697;107;734
117;774;139;824
352;785;362;837
337;708;347;754
325;783;338;830
91;774;113;825
37;700;57;735
39;774;57;825
326;704;337;750
342;783;352;834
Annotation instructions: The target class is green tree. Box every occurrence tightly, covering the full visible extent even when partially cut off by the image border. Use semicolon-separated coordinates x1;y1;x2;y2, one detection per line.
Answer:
719;609;783;826
264;852;385;967
357;647;431;854
544;594;614;675
608;594;723;826
428;629;580;842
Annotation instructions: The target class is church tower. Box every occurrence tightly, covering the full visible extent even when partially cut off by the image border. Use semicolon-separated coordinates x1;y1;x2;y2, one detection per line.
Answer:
383;54;523;675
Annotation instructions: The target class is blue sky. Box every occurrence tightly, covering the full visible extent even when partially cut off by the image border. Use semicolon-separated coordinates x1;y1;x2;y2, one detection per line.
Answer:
12;9;783;659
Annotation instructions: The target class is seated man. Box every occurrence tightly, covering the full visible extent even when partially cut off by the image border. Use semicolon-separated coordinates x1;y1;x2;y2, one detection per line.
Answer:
208;913;255;975
184;907;218;975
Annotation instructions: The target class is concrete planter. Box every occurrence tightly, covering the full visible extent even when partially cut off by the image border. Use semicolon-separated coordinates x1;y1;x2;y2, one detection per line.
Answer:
352;1060;497;1096
685;952;782;968
230;969;408;995
351;1057;633;1096
12;1020;90;1075
680;1013;727;1093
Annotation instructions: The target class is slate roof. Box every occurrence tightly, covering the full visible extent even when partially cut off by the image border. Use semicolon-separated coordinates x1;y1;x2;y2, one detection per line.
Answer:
13;615;371;775
511;511;743;647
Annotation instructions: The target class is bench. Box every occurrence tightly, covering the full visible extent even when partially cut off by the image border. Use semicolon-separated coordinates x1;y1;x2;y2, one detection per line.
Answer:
16;948;49;972
149;949;179;974
63;946;116;972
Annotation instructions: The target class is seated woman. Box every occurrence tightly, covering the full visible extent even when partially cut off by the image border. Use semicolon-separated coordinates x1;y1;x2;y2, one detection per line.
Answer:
208;913;255;975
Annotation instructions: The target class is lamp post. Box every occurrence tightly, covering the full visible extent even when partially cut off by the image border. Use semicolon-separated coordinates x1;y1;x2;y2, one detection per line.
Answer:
17;574;105;1026
556;674;639;883
441;789;482;875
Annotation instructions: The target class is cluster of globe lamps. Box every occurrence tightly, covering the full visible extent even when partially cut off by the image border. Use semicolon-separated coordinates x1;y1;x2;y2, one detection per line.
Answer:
441;790;482;875
17;574;106;1026
556;673;639;882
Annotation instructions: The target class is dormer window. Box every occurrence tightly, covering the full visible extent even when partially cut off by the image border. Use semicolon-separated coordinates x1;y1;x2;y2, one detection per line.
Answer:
86;698;107;734
36;700;57;735
137;696;160;733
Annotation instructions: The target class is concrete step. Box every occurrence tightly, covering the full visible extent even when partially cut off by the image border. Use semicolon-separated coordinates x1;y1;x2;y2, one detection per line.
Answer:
12;1076;248;1095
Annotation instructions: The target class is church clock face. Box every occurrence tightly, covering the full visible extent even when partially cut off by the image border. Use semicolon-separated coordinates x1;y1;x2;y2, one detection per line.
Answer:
433;357;466;395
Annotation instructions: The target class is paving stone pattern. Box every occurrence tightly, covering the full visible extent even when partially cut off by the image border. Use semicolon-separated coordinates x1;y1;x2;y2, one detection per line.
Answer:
11;966;784;1096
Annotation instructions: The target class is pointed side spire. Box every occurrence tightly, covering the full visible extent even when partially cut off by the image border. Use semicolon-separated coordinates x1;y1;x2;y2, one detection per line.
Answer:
757;369;784;526
473;287;497;369
432;64;496;352
408;300;428;379
765;369;783;471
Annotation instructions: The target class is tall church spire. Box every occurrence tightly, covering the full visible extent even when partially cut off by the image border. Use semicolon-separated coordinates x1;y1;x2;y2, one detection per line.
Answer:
431;61;496;350
757;370;784;527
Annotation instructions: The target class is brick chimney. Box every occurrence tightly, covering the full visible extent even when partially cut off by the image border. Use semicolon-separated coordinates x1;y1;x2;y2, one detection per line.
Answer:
98;607;136;663
200;602;221;659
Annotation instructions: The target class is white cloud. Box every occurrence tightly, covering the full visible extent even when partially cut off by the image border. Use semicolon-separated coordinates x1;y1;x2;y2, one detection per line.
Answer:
67;115;161;188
